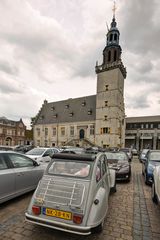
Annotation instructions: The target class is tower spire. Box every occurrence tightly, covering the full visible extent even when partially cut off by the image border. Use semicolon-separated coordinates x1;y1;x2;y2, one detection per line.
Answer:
112;1;117;19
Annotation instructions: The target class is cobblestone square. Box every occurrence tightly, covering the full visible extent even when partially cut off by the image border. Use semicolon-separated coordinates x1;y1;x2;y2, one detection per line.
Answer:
0;157;160;240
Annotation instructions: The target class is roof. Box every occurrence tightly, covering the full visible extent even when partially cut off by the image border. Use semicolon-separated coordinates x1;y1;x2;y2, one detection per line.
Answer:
35;95;96;125
52;153;97;161
126;115;160;123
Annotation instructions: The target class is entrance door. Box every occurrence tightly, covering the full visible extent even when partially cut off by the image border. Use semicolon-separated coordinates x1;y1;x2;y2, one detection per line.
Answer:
79;129;85;139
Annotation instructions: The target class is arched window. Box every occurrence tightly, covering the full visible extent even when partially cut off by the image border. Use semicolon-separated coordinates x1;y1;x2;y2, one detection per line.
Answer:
108;51;111;62
114;50;117;61
114;34;117;41
109;34;113;41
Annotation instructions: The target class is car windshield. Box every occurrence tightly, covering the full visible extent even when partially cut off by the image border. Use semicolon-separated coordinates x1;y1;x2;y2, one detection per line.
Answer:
26;148;46;156
106;152;128;162
48;161;91;178
150;152;160;161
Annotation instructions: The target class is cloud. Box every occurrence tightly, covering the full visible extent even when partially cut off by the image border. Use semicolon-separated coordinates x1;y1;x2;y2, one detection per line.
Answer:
0;0;160;127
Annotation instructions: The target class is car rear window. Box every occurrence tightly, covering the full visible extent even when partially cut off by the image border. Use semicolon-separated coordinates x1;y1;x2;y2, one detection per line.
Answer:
48;161;91;178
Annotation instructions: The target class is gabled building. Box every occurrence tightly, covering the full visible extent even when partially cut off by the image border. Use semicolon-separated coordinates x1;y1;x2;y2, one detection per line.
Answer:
0;117;26;146
33;11;126;148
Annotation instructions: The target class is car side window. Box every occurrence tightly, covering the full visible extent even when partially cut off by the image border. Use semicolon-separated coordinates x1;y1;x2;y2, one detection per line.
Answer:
101;157;107;176
43;149;52;157
8;154;34;168
96;160;101;182
0;156;8;170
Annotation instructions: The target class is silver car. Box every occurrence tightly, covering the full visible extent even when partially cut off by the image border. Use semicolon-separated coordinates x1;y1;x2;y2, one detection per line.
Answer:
25;153;116;235
0;151;45;204
26;147;60;163
152;165;160;204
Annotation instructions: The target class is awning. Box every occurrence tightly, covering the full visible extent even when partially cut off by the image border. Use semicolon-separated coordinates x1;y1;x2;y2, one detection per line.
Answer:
140;136;152;139
125;136;135;139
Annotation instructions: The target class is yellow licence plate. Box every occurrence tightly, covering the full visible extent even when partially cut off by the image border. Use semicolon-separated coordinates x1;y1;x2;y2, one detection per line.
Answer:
43;207;72;220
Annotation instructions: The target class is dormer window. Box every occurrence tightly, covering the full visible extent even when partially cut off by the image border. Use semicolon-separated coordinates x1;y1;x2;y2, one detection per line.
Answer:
69;112;73;117
53;114;58;118
51;106;55;111
88;109;92;115
82;101;86;106
105;85;109;91
65;104;69;109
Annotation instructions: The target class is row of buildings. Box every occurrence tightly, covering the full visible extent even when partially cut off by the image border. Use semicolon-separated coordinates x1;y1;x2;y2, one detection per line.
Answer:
1;10;160;151
1;115;160;151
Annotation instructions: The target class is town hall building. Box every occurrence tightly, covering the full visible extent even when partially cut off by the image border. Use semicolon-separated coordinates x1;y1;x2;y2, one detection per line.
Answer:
33;11;127;148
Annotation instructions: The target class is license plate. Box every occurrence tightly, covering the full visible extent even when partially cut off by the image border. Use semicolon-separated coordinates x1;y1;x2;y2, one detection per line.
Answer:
43;207;72;220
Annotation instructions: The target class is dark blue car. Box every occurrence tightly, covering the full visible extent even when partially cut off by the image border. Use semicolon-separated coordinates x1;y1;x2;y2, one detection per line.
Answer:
142;150;160;185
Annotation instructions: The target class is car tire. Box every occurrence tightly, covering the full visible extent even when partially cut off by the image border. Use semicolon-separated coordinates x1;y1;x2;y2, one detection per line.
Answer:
144;172;148;185
152;182;158;204
110;181;117;193
92;219;104;233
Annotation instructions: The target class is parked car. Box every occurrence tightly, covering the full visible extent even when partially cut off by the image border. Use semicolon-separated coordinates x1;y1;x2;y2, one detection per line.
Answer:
131;148;138;155
60;147;85;154
25;152;116;235
152;165;160;204
119;148;132;162
0;151;45;204
105;151;131;182
14;145;34;153
139;149;149;163
142;150;160;185
26;147;60;163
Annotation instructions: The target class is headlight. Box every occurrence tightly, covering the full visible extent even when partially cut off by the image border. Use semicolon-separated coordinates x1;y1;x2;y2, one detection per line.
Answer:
148;164;155;172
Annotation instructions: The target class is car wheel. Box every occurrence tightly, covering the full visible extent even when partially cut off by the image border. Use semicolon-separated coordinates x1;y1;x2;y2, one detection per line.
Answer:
144;172;148;185
110;181;117;193
152;182;158;204
92;219;104;233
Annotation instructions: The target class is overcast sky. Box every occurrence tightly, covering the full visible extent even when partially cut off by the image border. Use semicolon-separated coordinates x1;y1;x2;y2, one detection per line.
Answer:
0;0;160;128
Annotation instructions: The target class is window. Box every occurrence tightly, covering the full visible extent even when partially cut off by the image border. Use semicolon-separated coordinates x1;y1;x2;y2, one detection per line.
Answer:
150;123;153;129
101;127;109;134
101;158;107;175
52;127;56;136
114;50;117;61
69;112;73;117
105;101;108;106
70;126;74;136
8;154;34;168
109;34;113;41
82;101;86;106
158;124;160;129
53;114;58;118
88;109;92;115
141;124;144;129
37;140;40;146
145;124;149;129
51;106;55;111
90;125;95;135
0;156;8;170
45;128;48;136
104;115;107;121
44;140;48;147
61;127;65;136
96;160;101;182
65;104;69;109
108;51;111;62
105;85;109;91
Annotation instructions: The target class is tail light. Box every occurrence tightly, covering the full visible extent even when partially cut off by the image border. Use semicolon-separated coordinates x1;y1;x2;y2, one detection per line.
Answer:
32;205;41;215
73;214;83;224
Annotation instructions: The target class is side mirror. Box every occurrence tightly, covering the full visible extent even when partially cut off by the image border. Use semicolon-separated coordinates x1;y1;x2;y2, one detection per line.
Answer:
33;160;40;166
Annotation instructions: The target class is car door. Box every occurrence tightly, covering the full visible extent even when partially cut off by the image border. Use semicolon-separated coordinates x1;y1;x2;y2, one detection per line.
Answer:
157;168;160;200
0;153;16;203
41;149;53;163
7;153;43;194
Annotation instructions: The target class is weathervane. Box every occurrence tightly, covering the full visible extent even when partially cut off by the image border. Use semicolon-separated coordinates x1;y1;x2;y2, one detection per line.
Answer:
112;1;117;18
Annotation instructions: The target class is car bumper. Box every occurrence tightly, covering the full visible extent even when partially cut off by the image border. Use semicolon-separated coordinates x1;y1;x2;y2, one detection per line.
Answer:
116;172;130;181
25;213;91;235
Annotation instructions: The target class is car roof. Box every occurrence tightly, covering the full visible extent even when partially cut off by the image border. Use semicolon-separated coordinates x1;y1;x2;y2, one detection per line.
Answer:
52;153;97;161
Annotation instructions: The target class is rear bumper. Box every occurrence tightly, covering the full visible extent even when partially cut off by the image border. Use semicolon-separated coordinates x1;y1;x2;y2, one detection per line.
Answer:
25;213;91;235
